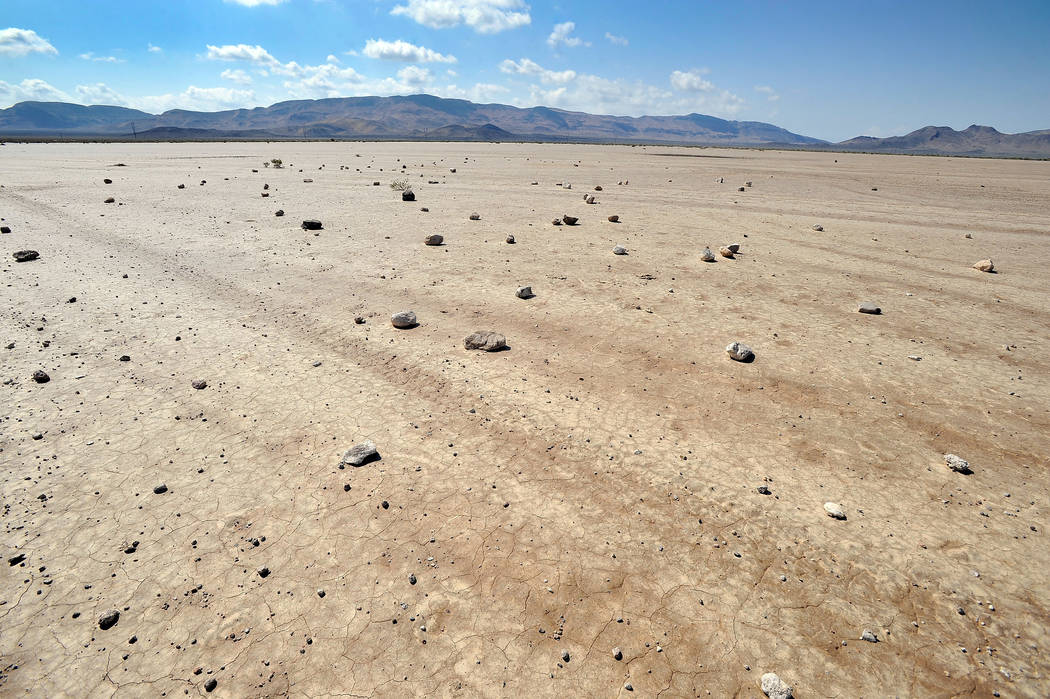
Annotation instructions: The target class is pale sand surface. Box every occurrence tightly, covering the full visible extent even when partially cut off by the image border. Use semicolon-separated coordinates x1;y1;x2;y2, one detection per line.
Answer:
1;142;1049;697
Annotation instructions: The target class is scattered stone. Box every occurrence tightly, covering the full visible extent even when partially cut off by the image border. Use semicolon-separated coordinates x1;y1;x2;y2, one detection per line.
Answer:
402;189;415;201
726;342;754;362
594;185;603;191
303;178;313;183
506;234;515;244
261;192;269;197
354;316;366;324
607;215;619;222
562;215;578;225
153;484;168;495
757;485;771;495
761;673;793;699
104;197;115;204
409;574;417;585
13;250;39;262
98;610;120;630
464;331;507;351
469;212;481;221
424;234;443;246
391;311;417;329
103;178;113;184
719;246;734;258
861;629;878;643
421;207;429;212
701;247;716;262
585;195;596;204
317;589;326;598
516;286;533;299
8;553;26;566
257;566;270;578
340;441;378;467
964;233;972;239
191;379;207;390
613;647;623;661
824;502;847;520
301;219;323;230
119;355;131;362
812;224;824;232
613;245;627;255
973;259;994;272
177;184;185;189
552;218;562;226
204;679;217;693
944;453;973;474
858;302;882;314
32;370;50;383
624;683;633;692
738;186;745;192
908;355;922;361
449;168;456;173
275;209;284;217
0;226;10;234
561;650;570;663
373;181;380;186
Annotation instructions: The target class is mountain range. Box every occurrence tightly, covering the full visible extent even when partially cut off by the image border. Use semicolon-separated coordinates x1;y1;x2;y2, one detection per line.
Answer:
0;94;1047;157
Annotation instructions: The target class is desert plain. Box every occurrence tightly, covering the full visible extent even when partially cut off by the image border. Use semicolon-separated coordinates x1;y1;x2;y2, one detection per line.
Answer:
1;141;1049;697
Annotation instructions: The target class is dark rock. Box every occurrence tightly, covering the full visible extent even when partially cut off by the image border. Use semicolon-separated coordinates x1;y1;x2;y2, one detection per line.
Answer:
8;553;26;566
858;302;881;315
13;250;39;262
469;212;481;220
402;189;415;201
0;226;10;234
32;370;50;383
98;610;120;630
354;316;366;324
177;184;185;189
506;235;515;244
301;220;323;230
191;379;207;390
409;574;417;585
257;566;270;578
607;215;619;222
104;197;115;204
204;679;217;692
757;485;771;495
424;234;443;246
552;218;562;226
562;215;578;225
153;484;168;494
275;210;284;217
103;178;112;184
119;355;130;362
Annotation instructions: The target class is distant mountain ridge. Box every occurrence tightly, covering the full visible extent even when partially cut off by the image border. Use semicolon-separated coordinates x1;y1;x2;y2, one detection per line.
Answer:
0;94;823;146
836;124;1050;158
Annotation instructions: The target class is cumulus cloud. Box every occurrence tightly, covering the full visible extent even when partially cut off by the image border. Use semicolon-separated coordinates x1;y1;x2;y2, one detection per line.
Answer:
499;58;575;84
0;78;69;106
148;44;162;53
604;32;628;46
434;82;510;103
547;21;587;49
754;85;779;102
221;68;253;85
0;28;58;57
362;39;456;63
206;43;281;67
79;52;124;63
670;69;713;92
74;83;129;106
391;0;530;34
397;65;432;86
133;86;258;113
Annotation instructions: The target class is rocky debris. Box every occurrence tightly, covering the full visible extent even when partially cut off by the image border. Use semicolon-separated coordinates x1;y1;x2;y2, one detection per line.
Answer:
824;502;847;520
402;189;415;201
561;650;571;663
373;181;380;186
726;342;754;362
738;186;746;192
204;679;217;692
340;441;378;468
257;566;270;578
757;485;771;495
103;178;113;184
13;250;39;262
469;212;481;221
973;259;994;272
506;235;515;244
119;355;131;362
104;197;115;204
861;629;878;643
613;245;628;255
301;219;323;231
354;316;366;324
594;185;603;191
746;181;753;187
275;210;284;217
421;207;429;212
552;218;562;226
303;178;313;183
516;286;533;299
945;453;973;474
612;647;623;661
908;355;922;361
391;311;417;329
464;331;507;351
761;673;793;699
701;247;716;262
0;226;10;234
9;553;26;566
585;195;597;204
812;224;824;232
191;379;207;390
608;215;619;223
624;683;633;692
718;246;734;258
424;234;443;246
32;370;50;383
153;484;168;495
858;302;882;314
449;168;456;173
562;215;578;225
261;192;269;197
727;243;741;253
317;589;326;598
177;184;185;189
409;574;417;585
98;610;120;630
263;184;269;190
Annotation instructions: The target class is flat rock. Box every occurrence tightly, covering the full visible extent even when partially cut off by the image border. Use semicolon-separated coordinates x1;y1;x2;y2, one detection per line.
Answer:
98;610;120;630
719;246;734;258
191;379;207;390
944;453;973;474
861;629;878;643
701;247;716;262
552;218;562;226
727;243;741;253
824;502;847;520
301;219;323;230
812;224;824;231
761;672;794;699
726;342;754;362
13;250;39;262
464;331;507;351
391;311;417;328
424;234;443;246
562;215;578;225
505;234;515;244
613;245;627;255
469;212;481;220
274;209;284;217
973;259;994;272
340;441;378;467
858;302;882;314
607;215;619;222
516;286;533;299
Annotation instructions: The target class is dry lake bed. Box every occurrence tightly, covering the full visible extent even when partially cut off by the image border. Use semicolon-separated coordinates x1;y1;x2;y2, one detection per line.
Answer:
2;141;1049;697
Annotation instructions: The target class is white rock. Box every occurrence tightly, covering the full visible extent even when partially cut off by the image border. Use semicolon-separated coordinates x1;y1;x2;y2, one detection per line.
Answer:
516;286;533;299
340;441;377;467
824;502;847;520
613;245;627;255
761;673;793;699
701;247;716;262
973;259;994;272
726;342;754;362
945;453;973;474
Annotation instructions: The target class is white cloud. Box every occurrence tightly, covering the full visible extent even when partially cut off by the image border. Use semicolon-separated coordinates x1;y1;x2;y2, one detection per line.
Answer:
133;86;258;113
224;0;287;6
547;21;587;49
75;83;129;106
604;32;628;46
0;28;58;57
0;78;69;106
362;39;456;63
670;69;713;92
397;65;432;86
221;68;253;85
434;82;509;103
391;0;530;34
499;57;575;84
148;43;162;53
205;43;281;67
79;52;124;63
280;63;366;99
754;85;779;102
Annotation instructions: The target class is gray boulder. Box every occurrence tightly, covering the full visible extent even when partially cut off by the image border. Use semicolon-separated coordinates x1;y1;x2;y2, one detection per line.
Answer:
858;302;882;314
464;331;507;351
340;441;378;467
761;673;793;699
726;342;754;362
391;311;417;328
516;286;533;299
944;453;973;474
701;247;716;262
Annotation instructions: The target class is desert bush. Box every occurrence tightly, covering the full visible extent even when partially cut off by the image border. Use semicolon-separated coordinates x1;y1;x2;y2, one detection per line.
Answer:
389;179;409;191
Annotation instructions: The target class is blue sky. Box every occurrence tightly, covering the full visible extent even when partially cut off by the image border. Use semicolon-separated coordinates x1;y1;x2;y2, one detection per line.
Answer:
1;0;1048;141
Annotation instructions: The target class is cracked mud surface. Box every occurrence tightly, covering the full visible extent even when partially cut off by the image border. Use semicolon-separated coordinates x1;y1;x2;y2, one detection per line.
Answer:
1;142;1048;697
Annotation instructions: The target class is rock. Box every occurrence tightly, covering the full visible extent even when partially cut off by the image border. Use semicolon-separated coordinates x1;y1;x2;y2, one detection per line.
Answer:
373;181;380;186
505;235;515;244
861;629;878;643
275;209;284;217
812;224;824;232
469;212;481;220
402;189;415;201
421;207;429;212
32;370;50;383
354;316;366;324
757;485;771;495
594;185;603;191
824;502;847;520
177;184;185;189
340;441;378;467
303;178;313;183
104;197;115;204
98;610;120;630
204;679;217;692
613;647;623;661
719;246;734;258
561;650;570;662
727;243;741;253
191;379;207;390
261;192;269;197
450;168;456;173
562;215;578;225
104;178;112;184
973;259;994;272
409;574;417;585
424;234;443;246
263;184;269;190
391;311;417;328
301;220;323;230
257;566;270;578
516;286;533;299
119;355;131;362
153;484;168;495
761;672;793;699
701;247;716;262
613;245;627;255
726;342;754;362
8;553;26;566
607;215;619;222
0;226;10;233
13;250;39;262
944;453;973;474
552;218;562;226
858;302;882;314
464;331;507;351
585;195;596;204
746;181;753;187
738;186;745;192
